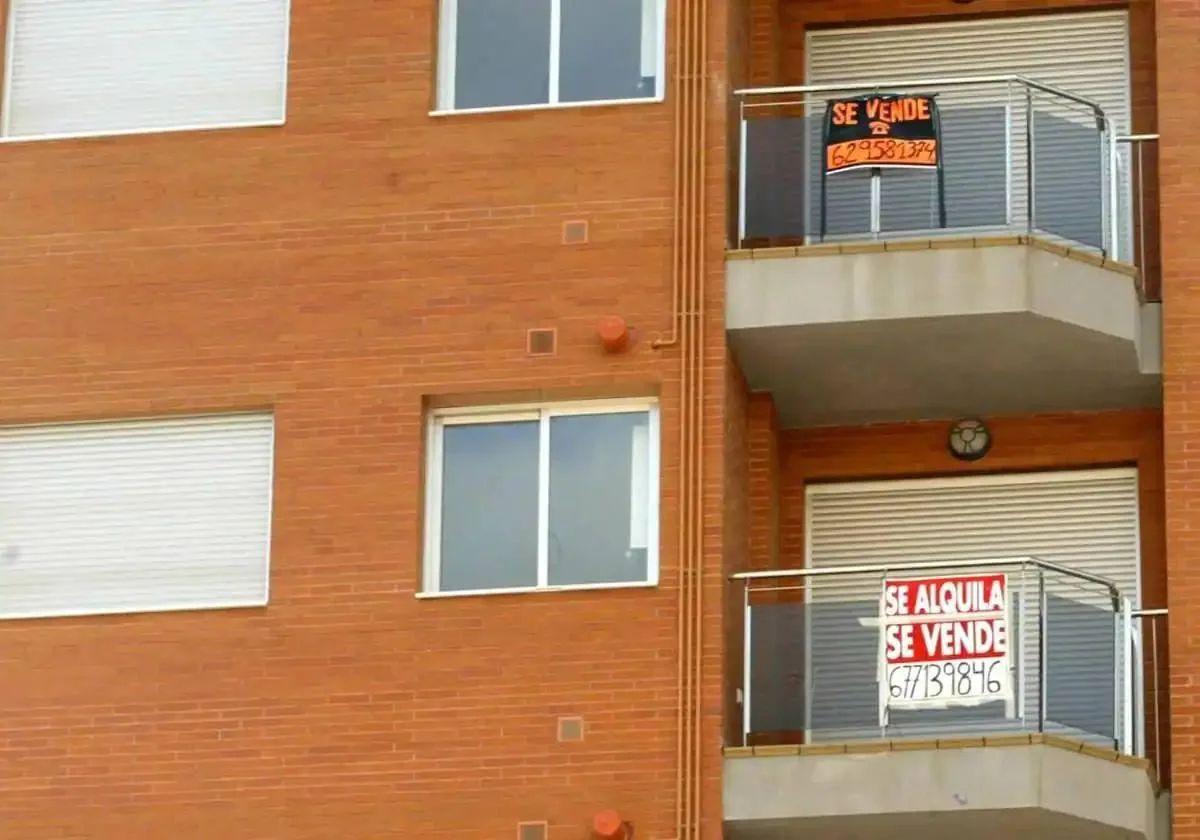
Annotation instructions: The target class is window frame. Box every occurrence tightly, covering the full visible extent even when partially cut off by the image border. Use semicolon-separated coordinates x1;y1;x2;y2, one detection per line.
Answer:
420;397;661;598
432;0;667;116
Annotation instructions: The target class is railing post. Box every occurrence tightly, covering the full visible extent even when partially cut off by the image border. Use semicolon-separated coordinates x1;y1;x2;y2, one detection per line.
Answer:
742;580;751;747
1132;607;1145;757
869;168;882;238
1005;79;1015;229
1152;616;1161;781
1017;563;1027;727
1121;597;1134;754
1109;122;1121;263
1136;140;1146;277
1038;569;1047;733
737;99;747;247
1025;86;1035;235
1099;117;1109;257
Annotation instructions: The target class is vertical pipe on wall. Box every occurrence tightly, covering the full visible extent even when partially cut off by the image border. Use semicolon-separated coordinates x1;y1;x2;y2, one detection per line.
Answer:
653;0;708;835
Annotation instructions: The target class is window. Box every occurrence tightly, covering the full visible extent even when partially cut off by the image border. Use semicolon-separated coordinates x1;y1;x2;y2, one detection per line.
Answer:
435;0;665;113
423;399;660;595
0;413;274;619
2;0;291;140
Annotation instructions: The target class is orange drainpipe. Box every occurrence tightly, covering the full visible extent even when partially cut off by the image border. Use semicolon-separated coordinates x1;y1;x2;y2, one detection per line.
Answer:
652;0;708;836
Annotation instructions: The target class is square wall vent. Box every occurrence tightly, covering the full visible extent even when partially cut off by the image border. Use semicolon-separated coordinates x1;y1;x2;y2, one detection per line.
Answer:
562;219;589;245
527;328;557;356
518;821;548;840
557;716;584;742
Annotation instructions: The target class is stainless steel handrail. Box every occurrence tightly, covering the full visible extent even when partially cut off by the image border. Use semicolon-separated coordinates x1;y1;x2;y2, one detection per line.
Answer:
734;74;1122;260
730;555;1122;603
735;555;1144;755
1131;607;1168;780
734;74;1106;118
1117;134;1160;297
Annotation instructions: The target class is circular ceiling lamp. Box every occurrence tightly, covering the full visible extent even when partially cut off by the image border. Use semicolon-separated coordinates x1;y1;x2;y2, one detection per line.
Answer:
948;418;992;461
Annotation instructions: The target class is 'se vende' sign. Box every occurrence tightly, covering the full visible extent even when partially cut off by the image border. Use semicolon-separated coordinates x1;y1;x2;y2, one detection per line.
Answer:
880;574;1011;713
824;94;940;174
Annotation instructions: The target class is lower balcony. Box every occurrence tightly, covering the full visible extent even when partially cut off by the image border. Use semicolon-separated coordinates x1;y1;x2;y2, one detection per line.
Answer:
725;558;1170;839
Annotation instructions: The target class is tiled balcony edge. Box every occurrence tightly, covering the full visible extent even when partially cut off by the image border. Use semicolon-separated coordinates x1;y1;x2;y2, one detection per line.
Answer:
725;234;1140;280
723;732;1159;791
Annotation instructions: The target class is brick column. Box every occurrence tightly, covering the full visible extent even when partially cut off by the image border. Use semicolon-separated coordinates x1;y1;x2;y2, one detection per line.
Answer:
1159;0;1200;834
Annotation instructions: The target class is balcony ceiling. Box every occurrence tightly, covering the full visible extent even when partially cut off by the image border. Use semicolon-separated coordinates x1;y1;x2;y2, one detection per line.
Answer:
726;239;1162;428
726;809;1146;840
724;741;1166;839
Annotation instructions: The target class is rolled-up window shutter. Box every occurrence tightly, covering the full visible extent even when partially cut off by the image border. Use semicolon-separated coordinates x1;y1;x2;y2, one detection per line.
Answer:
805;11;1131;250
3;0;290;139
804;468;1139;742
0;413;274;619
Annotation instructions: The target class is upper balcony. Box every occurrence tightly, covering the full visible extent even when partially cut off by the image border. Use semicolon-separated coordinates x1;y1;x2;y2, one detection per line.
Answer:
724;557;1170;839
727;76;1162;428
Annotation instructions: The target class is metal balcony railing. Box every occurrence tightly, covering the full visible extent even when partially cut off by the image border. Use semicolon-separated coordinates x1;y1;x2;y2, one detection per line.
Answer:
735;76;1150;274
732;557;1168;777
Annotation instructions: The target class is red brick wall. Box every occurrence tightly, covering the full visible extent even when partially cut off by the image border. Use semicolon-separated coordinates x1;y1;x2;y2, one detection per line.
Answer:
1159;0;1200;832
746;393;780;571
748;0;783;85
0;2;733;837
723;362;751;747
777;410;1164;590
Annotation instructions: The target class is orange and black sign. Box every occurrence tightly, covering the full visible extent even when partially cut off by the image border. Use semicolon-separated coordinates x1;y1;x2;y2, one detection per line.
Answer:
823;94;940;174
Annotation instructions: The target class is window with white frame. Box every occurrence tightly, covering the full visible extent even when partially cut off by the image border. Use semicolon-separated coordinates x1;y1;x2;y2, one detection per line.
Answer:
435;0;665;113
423;399;659;594
2;0;291;140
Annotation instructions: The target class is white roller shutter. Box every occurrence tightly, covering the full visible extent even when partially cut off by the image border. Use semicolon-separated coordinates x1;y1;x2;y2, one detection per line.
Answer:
806;11;1130;108
0;412;274;619
805;468;1139;742
804;11;1132;253
2;0;291;140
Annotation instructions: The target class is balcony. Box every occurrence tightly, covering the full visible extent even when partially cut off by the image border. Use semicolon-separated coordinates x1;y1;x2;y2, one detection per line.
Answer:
724;558;1170;839
728;76;1161;428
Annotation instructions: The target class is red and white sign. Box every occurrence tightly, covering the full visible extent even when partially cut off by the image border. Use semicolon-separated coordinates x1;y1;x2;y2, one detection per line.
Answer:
880;574;1011;714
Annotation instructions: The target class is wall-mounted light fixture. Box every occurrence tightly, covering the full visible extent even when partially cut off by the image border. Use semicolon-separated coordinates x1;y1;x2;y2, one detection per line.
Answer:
948;417;992;461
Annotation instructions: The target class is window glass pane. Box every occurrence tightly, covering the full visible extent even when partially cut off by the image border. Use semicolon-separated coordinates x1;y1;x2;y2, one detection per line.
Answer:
439;421;539;591
559;0;658;103
454;0;551;109
548;411;652;586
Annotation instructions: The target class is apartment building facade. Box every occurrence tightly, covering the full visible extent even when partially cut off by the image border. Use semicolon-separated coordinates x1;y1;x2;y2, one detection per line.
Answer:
0;0;1194;838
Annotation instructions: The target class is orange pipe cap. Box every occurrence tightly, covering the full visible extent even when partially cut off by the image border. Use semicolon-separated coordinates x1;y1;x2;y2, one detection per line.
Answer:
591;810;628;840
597;315;631;353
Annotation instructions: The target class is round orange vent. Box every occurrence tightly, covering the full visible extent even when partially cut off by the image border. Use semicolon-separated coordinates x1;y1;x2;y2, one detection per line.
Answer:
597;315;631;353
591;809;629;840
